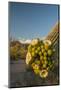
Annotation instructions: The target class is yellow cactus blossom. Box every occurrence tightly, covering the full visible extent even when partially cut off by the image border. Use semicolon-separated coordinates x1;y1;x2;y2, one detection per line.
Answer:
35;60;40;65
42;60;47;68
32;52;35;57
26;52;32;65
32;47;35;51
39;51;42;56
32;64;40;74
43;40;51;45
44;40;51;50
42;49;45;53
34;69;40;74
39;69;48;78
44;56;47;60
40;56;44;60
32;64;39;70
35;50;38;54
31;63;35;67
37;47;40;51
44;52;47;56
31;39;38;46
44;44;49;50
48;49;52;56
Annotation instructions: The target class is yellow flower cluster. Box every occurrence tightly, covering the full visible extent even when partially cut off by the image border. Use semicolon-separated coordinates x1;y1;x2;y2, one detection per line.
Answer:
31;39;39;46
26;39;55;78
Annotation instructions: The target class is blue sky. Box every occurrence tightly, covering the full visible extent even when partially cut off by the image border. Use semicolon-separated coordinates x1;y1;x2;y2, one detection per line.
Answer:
9;2;59;40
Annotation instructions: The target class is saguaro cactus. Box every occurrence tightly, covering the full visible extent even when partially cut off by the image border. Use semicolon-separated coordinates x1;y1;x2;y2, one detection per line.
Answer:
26;23;59;78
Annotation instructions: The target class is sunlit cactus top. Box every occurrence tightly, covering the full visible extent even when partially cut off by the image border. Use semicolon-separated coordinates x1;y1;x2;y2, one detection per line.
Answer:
26;39;55;78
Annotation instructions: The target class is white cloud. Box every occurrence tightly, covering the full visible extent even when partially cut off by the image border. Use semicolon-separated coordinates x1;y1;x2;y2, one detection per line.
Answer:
19;39;31;44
